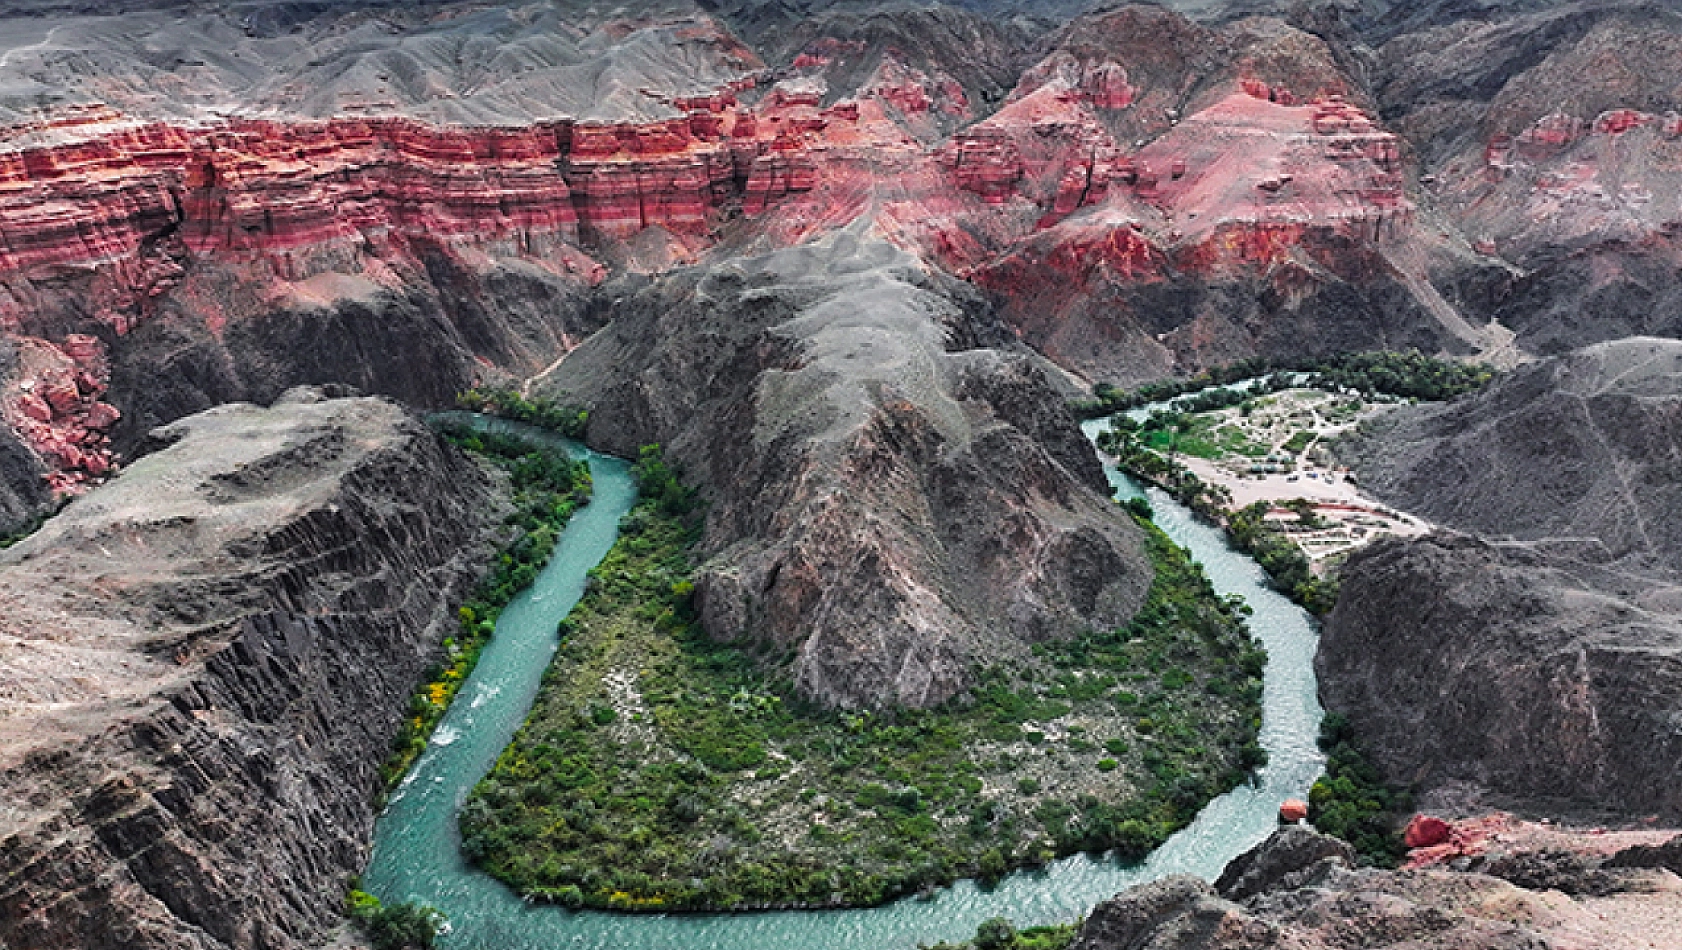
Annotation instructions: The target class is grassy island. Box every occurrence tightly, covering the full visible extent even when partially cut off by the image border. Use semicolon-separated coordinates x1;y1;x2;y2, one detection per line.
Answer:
459;452;1265;912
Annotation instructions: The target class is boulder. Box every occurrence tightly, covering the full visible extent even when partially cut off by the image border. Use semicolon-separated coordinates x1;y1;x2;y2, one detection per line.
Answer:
1215;825;1356;901
1071;876;1274;950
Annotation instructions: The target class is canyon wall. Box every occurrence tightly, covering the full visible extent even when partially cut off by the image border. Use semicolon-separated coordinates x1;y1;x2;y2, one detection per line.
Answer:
6;0;1677;519
0;390;501;950
1323;339;1682;818
1374;0;1682;356
1322;533;1682;820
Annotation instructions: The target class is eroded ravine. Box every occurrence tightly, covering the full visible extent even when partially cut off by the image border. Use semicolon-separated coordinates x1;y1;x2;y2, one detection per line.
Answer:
363;417;1324;949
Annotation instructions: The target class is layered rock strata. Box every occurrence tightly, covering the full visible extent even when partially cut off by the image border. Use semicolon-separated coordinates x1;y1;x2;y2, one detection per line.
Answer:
0;390;500;950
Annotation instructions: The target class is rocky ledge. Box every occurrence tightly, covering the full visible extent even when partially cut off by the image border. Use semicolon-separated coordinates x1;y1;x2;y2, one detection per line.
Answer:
0;389;500;950
1069;824;1682;950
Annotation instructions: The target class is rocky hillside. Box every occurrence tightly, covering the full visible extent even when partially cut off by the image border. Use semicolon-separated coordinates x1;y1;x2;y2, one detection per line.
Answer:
1323;338;1682;818
0;390;500;950
540;233;1151;709
1323;534;1682;819
1340;336;1682;561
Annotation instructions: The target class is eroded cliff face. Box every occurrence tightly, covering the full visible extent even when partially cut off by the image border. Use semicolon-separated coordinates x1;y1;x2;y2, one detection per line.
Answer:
539;234;1151;709
1375;0;1682;356
1322;534;1682;820
0;390;500;950
1323;338;1682;819
0;0;1677;519
748;5;1513;385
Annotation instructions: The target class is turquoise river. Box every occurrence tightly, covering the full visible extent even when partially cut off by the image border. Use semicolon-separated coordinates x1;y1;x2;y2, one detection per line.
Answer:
363;415;1326;948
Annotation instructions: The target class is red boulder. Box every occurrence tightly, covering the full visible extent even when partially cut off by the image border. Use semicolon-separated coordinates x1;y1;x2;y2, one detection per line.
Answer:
1404;813;1452;849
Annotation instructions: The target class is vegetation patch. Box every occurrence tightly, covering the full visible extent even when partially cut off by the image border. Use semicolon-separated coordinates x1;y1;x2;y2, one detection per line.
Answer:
1226;502;1339;615
922;917;1080;950
1095;422;1231;523
0;498;67;550
1073;351;1494;419
1097;430;1339;615
345;886;444;950
460;475;1265;912
456;386;590;439
1309;712;1409;867
378;420;592;789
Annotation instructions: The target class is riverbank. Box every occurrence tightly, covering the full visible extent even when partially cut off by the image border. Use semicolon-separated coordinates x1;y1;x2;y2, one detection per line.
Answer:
378;419;593;789
1087;396;1430;616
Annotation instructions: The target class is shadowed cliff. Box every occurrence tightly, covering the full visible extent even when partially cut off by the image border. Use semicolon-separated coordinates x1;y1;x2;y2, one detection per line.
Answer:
1323;338;1682;819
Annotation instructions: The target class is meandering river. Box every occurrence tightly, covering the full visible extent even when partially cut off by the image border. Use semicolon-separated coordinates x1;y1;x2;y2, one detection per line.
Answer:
363;416;1324;949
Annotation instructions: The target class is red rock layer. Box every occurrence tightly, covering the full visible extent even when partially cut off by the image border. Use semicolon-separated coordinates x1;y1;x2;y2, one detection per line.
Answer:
179;117;584;266
0;115;587;286
0;333;121;489
0;86;834;281
1463;106;1682;263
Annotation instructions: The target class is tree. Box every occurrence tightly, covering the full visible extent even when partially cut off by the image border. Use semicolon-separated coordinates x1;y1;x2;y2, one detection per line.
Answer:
975;916;1017;949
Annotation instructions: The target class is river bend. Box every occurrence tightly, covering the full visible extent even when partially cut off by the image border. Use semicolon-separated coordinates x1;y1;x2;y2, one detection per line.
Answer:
363;416;1325;949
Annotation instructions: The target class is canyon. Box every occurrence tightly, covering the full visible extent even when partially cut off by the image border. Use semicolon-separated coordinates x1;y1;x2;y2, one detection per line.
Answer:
5;0;1675;517
0;1;1679;948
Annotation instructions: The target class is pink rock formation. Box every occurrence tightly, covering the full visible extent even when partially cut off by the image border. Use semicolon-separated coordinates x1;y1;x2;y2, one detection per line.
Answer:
943;129;1024;203
1;334;121;490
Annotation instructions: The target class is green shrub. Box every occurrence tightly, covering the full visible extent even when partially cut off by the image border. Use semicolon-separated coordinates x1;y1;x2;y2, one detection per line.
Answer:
456;387;590;439
345;890;444;950
1307;713;1408;866
1122;496;1154;520
1075;350;1493;419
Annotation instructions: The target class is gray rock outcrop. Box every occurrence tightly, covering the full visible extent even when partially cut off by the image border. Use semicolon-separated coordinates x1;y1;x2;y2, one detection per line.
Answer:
1070;826;1657;949
1326;337;1682;818
1214;825;1357;902
0;390;501;950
